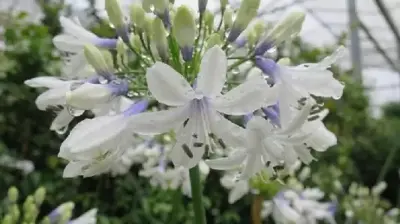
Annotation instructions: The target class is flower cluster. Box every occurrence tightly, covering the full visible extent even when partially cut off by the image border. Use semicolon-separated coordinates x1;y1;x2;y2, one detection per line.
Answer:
1;186;97;224
25;0;344;185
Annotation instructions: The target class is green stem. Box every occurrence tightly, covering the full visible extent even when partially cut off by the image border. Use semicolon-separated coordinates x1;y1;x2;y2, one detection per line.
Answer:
377;145;399;183
189;165;206;224
227;57;250;72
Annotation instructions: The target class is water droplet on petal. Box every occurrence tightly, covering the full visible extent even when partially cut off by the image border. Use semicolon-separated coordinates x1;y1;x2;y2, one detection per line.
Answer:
55;125;69;135
67;105;85;117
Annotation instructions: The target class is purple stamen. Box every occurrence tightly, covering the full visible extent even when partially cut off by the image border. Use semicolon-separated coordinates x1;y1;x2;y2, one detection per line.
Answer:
123;100;149;116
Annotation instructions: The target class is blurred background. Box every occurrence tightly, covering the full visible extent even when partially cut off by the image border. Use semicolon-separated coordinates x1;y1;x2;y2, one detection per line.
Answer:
1;0;400;223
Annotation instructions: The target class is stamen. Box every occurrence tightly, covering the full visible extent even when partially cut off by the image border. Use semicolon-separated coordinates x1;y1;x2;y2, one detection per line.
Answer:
182;144;193;158
266;161;271;167
218;138;227;149
192;134;198;139
183;118;189;127
205;144;210;154
193;142;204;147
307;115;319;121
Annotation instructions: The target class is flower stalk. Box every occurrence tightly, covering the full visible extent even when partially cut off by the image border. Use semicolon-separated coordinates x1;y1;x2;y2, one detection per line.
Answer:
189;165;207;224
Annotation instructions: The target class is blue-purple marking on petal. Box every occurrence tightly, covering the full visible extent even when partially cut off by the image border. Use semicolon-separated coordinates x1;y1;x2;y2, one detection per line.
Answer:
158;146;166;172
254;41;273;56
255;56;279;84
243;113;254;127
123;100;149;116
48;206;62;222
181;46;194;62
327;202;337;215
116;26;130;44
94;38;118;49
198;0;208;13
235;38;247;48
227;27;243;43
262;106;281;127
107;79;129;96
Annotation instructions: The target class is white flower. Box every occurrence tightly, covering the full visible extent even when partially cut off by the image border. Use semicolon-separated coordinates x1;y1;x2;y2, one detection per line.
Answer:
256;46;345;116
263;189;336;224
130;46;278;168
206;99;314;180
220;172;250;204
69;209;98;224
140;160;210;197
59;100;148;177
53;16;117;78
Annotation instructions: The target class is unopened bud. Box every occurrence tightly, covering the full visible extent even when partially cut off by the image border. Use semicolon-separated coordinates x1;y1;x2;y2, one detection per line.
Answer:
204;10;214;32
228;0;260;42
372;181;387;195
220;0;228;10
152;17;169;61
84;44;109;74
130;34;142;50
173;6;196;48
223;8;233;30
2;214;12;224
205;33;222;50
7;187;19;203
198;0;208;13
34;187;46;205
105;0;125;28
130;3;146;30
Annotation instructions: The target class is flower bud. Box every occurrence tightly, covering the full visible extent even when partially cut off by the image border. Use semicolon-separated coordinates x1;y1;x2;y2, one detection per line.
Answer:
256;11;305;55
372;181;387;195
205;33;222;50
277;58;291;66
220;0;228;10
102;49;114;72
173;6;196;61
152;17;169;61
60;209;72;224
130;33;142;50
142;0;152;12
84;44;109;75
298;167;310;181
204;10;214;32
223;8;233;30
66;81;128;110
34;187;46;205
153;0;170;27
41;217;51;224
10;204;20;221
7;187;19;203
228;0;260;42
130;3;146;31
23;195;34;213
105;0;125;28
198;0;208;13
144;16;153;35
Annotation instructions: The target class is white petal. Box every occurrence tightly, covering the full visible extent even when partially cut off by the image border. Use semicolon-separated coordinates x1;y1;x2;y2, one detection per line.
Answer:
53;34;85;52
59;16;97;41
209;112;247;149
129;106;189;135
59;115;130;159
24;76;66;88
286;68;344;99
35;87;69;110
198;160;210;175
279;100;313;136
168;115;206;169
206;150;246;170
62;52;88;78
293;145;315;164
196;46;227;97
50;108;74;133
303;122;337;152
228;181;249;204
63;161;87;178
213;74;278;115
66;83;112;110
146;62;195;106
240;153;264;180
69;209;98;224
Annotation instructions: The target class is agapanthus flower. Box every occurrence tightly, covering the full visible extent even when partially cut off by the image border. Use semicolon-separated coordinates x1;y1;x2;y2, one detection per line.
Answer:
129;46;278;169
262;189;336;224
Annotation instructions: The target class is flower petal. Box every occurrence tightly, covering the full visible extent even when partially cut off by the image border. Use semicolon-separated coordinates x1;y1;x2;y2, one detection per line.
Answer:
240;152;264;180
146;62;195;106
213;74;278;115
24;76;66;88
228;181;249;204
293;145;315;164
303;122;337;152
50;108;74;134
196;46;227;97
205;150;246;170
209;112;248;149
53;34;84;52
59;16;97;40
62;52;89;78
35;87;69;110
128;106;189;135
278;100;313;136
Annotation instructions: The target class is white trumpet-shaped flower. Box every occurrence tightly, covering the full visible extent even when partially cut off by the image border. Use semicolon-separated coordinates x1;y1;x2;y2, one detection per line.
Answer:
130;46;278;169
256;47;346;119
206;100;315;179
53;16;117;78
59;100;148;177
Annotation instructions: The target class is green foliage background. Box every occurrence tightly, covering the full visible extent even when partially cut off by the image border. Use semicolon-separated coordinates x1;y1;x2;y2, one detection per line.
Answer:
1;2;399;224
